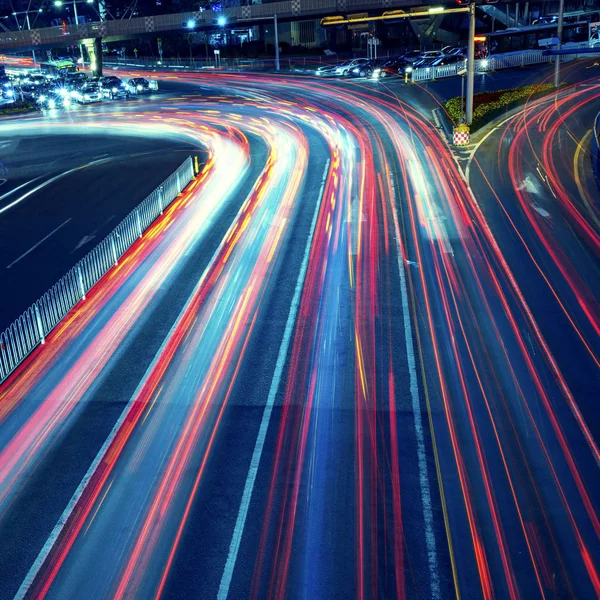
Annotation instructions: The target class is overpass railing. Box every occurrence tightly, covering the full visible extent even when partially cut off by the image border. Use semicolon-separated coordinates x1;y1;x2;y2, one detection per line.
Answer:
411;49;600;83
0;156;195;385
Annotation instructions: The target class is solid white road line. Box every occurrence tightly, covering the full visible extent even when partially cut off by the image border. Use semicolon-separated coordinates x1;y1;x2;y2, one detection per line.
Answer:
6;218;72;269
390;178;441;600
14;173;244;600
217;159;330;600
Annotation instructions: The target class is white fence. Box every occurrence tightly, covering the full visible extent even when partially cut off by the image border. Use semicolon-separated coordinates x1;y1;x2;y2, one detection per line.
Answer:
0;156;195;384
411;49;600;83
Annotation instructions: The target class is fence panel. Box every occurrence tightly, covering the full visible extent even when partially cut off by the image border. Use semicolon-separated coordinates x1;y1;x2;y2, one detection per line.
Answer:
0;156;195;385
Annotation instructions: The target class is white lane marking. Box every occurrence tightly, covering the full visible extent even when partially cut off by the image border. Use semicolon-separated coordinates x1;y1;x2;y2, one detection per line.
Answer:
465;111;521;183
217;159;330;600
389;178;441;600
0;175;45;203
0;168;83;216
6;218;72;269
14;176;244;600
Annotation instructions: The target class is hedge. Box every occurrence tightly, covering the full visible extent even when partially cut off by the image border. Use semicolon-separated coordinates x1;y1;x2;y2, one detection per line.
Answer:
0;100;38;117
445;83;556;131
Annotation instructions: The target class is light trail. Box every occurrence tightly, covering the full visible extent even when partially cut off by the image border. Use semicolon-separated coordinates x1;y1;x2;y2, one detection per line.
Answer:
0;67;597;600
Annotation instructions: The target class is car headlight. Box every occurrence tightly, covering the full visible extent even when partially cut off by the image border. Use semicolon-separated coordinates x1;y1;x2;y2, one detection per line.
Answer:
112;87;117;93
48;99;56;108
405;66;413;73
59;88;68;96
481;59;489;69
84;94;90;100
137;84;143;91
63;98;71;106
352;67;359;72
5;89;13;97
39;94;46;102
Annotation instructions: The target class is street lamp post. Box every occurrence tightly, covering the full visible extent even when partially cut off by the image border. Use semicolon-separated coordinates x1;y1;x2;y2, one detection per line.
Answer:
553;0;564;88
274;14;280;71
466;2;476;124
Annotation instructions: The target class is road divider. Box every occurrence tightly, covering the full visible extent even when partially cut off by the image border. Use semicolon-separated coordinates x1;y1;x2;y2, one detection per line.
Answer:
0;156;195;384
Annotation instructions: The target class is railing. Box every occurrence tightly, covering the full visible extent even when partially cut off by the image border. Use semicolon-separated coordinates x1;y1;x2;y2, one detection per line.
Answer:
411;49;600;83
0;156;195;384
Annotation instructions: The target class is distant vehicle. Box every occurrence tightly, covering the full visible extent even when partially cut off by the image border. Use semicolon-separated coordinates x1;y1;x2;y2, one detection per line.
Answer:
126;77;155;94
63;72;88;90
37;90;72;110
349;58;388;77
99;76;129;99
402;50;422;63
431;54;466;66
413;50;446;68
39;60;77;79
74;83;102;104
372;58;412;79
335;58;369;76
315;64;337;76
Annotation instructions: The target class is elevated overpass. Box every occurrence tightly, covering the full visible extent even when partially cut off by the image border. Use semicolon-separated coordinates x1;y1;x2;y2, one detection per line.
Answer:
0;0;552;52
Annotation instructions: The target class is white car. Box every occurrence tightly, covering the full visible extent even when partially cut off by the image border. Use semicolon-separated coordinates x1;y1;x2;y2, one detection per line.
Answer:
335;58;369;76
75;84;102;104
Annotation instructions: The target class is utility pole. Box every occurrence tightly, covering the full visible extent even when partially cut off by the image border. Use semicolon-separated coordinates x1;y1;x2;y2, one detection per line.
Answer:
466;2;475;124
24;14;36;66
274;14;280;71
553;0;564;88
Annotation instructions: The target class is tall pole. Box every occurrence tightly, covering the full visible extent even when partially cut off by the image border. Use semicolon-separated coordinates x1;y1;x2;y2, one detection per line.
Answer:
553;0;564;88
25;14;36;66
274;14;280;71
72;0;85;67
466;2;475;124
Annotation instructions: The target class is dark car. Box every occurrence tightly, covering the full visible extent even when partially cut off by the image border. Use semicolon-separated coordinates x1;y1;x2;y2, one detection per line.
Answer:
431;54;466;67
126;77;154;94
100;76;129;99
349;58;389;78
63;72;88;91
37;90;73;110
372;58;411;79
402;50;422;63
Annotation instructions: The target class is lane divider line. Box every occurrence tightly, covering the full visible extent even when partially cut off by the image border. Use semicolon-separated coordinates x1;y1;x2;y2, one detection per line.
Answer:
217;158;331;600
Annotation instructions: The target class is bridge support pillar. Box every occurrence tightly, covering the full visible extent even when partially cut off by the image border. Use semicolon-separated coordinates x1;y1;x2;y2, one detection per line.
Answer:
83;38;103;77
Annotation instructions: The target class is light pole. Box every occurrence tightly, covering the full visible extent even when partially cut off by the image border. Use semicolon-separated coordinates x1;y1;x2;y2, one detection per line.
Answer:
54;0;93;67
11;9;43;66
466;2;476;124
553;0;564;88
274;14;280;71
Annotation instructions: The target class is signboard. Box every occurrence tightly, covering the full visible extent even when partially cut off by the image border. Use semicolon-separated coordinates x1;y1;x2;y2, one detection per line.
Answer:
348;12;368;31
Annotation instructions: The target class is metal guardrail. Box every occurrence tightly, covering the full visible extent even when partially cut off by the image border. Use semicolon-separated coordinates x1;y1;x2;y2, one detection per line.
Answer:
411;49;600;83
0;156;195;384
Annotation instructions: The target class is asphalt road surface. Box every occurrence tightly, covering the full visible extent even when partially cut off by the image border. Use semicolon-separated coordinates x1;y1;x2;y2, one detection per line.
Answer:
0;62;598;600
0;131;199;330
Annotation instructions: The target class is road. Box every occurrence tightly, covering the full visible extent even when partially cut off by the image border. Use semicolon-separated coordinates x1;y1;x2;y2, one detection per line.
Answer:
0;129;199;330
0;64;598;600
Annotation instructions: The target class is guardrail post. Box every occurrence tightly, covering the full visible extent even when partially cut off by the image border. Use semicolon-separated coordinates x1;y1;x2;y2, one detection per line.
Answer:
111;234;119;265
136;209;143;238
158;185;164;214
77;265;86;300
176;172;181;193
34;304;45;344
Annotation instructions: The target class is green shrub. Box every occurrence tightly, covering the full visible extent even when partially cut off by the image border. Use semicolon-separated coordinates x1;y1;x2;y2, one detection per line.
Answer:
444;82;556;129
0;100;38;117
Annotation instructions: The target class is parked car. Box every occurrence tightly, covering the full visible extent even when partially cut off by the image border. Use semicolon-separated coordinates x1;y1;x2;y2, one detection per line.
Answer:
335;58;369;76
402;50;423;63
315;64;337;76
372;58;412;79
431;54;466;67
100;76;129;99
348;58;389;77
74;83;103;104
